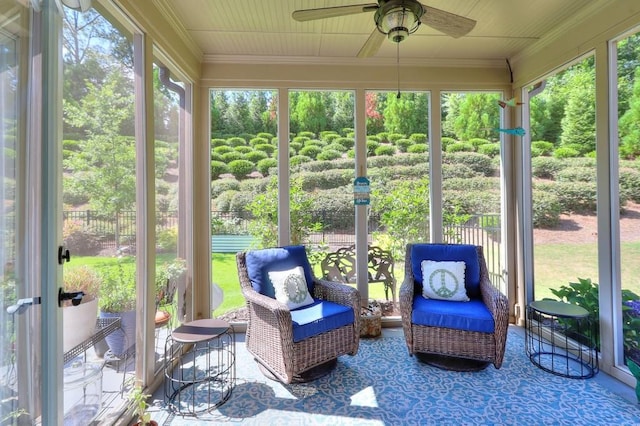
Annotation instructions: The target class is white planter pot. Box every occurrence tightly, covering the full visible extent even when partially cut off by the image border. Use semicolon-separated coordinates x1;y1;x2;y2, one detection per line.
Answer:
63;297;99;353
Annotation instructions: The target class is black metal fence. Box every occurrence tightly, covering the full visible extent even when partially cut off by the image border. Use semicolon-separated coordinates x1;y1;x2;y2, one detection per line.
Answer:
62;210;504;291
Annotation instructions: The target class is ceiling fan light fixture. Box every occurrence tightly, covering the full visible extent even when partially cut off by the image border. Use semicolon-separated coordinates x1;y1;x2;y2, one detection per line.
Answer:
375;0;423;43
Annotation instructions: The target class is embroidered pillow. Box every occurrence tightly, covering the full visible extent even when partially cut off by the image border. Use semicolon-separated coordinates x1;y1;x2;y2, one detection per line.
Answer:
421;260;469;302
268;266;315;310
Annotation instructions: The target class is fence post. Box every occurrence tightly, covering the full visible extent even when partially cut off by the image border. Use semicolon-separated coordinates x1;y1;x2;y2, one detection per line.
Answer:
86;209;90;226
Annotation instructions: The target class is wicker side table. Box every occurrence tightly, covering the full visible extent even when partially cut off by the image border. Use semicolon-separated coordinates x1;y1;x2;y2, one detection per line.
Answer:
525;300;598;379
164;319;235;415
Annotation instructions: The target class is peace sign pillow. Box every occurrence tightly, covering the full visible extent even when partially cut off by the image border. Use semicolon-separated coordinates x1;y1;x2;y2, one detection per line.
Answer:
421;260;470;302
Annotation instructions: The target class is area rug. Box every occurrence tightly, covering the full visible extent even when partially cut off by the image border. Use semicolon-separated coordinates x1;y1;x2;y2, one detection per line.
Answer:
151;327;640;425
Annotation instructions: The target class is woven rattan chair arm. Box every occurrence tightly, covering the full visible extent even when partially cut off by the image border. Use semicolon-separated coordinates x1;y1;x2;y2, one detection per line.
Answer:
314;278;359;307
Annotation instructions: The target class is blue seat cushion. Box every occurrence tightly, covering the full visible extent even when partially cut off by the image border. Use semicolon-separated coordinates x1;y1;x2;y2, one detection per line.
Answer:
411;295;495;333
245;245;314;298
411;244;481;298
290;299;355;343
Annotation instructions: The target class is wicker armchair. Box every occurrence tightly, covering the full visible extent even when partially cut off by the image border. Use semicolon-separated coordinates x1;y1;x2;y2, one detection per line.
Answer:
399;243;509;369
236;245;360;383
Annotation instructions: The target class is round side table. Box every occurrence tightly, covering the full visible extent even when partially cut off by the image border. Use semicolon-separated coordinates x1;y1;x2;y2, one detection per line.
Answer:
164;318;235;415
525;300;598;379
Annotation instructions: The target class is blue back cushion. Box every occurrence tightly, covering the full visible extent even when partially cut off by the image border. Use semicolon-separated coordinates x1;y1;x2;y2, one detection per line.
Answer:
410;244;481;298
245;245;314;298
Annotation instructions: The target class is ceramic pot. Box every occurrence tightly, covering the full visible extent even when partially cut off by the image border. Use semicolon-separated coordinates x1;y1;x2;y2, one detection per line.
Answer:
63;297;99;353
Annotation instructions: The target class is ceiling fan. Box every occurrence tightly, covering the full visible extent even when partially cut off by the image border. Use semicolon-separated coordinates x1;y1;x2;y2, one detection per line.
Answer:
292;0;476;58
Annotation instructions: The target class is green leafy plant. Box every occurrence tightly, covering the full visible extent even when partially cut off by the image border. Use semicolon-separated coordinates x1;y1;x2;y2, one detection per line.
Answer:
549;277;640;352
128;384;153;425
62;265;101;306
97;258;136;312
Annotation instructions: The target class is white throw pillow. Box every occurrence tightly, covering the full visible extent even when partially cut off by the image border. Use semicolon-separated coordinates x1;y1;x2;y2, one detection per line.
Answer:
421;260;469;302
268;266;315;310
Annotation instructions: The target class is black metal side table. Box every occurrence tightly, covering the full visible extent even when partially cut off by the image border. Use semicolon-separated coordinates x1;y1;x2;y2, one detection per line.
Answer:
164;318;235;415
525;300;598;379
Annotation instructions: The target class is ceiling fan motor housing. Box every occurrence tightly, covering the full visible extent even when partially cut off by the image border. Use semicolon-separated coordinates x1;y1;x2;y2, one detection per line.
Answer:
375;0;424;43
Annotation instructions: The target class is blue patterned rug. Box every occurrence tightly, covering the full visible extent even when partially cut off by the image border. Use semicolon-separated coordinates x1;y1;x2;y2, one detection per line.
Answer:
152;327;640;425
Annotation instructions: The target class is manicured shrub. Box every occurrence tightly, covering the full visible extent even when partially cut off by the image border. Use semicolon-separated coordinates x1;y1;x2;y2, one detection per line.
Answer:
388;133;406;143
213;145;233;155
407;144;427;154
531;189;563;228
299;169;352;191
551;181;597;213
319;130;339;141
341;128;353;136
254;143;275;156
211;178;240;199
468;138;490;149
256;158;278;176
556;167;595;183
226;136;246;147
395;138;413;153
210;152;224;162
221;151;243;163
298;131;316;139
478;143;500;158
553;146;580;159
326;142;348;153
290;154;313;167
335;137;355;150
441;137;457;150
444;152;494;176
620;168;640;203
290;141;303;153
442;163;477;179
367;135;381;142
531;140;554;156
234;145;252;154
305;139;326;148
249;137;269;147
444;177;500;192
210;161;229;180
228;159;255;180
297;158;353;172
446;142;474;153
366;140;380;156
238;133;255;142
374;145;396;156
211;138;227;148
244;150;269;164
292;136;310;144
256;132;274;140
376;132;389;143
409;133;427;144
531;156;564;179
299;145;322;160
213;189;239;212
317;149;342;161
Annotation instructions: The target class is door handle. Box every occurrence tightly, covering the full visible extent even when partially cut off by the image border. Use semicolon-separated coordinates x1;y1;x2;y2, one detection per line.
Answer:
58;246;71;265
58;288;84;307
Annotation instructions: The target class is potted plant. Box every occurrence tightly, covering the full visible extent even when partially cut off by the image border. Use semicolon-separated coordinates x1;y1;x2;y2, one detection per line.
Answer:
623;299;640;402
155;258;186;327
62;265;101;353
128;384;157;426
97;258;137;357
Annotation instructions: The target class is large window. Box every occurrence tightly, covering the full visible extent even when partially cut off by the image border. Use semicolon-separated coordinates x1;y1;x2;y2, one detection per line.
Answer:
210;89;278;316
616;32;640;370
441;91;504;291
529;57;598;308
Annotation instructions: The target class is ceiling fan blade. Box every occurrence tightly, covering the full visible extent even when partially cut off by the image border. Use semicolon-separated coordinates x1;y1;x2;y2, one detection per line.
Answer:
420;5;476;38
292;3;378;22
357;28;385;58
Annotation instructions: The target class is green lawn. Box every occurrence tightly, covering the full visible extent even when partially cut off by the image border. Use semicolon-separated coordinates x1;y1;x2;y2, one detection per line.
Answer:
533;241;640;300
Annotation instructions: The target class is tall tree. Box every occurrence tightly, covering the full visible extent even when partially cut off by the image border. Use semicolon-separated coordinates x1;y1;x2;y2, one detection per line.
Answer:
560;66;596;153
293;92;327;136
331;91;355;132
451;93;500;141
